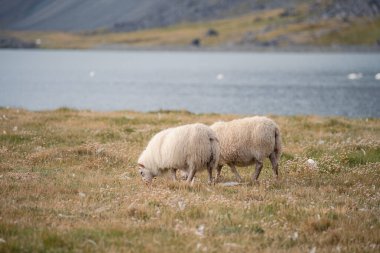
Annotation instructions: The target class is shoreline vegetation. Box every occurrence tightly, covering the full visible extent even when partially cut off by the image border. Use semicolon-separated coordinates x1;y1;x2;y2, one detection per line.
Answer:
0;108;379;252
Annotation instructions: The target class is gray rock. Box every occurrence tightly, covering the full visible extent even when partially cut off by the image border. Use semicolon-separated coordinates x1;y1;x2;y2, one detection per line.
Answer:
191;38;201;47
0;36;37;48
280;7;297;17
259;39;279;47
206;28;219;37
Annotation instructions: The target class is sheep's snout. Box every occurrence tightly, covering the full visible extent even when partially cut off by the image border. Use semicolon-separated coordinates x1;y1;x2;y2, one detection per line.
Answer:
139;168;154;185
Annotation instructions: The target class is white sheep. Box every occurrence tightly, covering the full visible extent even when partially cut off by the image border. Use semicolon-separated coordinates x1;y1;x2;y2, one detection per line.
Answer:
210;116;282;182
137;123;220;185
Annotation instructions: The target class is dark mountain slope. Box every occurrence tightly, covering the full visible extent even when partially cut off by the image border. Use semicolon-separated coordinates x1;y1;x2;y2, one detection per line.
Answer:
1;0;379;49
0;0;307;32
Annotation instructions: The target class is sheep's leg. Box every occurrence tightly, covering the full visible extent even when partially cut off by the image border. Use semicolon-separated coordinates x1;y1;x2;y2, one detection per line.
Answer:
170;168;177;181
252;160;263;182
269;152;279;179
207;166;213;185
229;165;243;182
186;167;196;184
215;165;223;182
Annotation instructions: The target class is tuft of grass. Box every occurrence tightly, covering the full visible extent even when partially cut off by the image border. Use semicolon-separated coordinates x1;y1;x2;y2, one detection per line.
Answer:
323;118;352;133
149;109;194;115
127;207;150;221
55;107;78;113
0;134;32;145
306;218;332;233
111;117;133;126
281;152;294;161
185;207;205;220
95;130;121;143
123;127;135;133
249;224;265;234
305;146;325;159
345;147;380;167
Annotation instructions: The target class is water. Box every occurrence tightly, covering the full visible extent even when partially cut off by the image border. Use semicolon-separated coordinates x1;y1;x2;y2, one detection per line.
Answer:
0;49;379;117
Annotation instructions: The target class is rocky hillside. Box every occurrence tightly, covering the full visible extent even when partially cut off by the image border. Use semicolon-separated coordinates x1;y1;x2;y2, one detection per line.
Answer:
0;0;292;32
319;0;380;18
1;0;379;49
1;0;379;32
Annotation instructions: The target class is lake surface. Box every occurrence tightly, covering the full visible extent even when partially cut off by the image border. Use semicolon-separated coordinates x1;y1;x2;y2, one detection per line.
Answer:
0;49;379;117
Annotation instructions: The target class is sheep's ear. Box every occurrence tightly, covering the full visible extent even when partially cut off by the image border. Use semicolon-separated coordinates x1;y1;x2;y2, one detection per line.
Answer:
138;163;145;168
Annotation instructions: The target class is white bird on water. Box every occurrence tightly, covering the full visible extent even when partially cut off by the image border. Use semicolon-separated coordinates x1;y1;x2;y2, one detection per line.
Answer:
89;71;96;77
216;73;224;80
347;72;362;80
375;73;380;80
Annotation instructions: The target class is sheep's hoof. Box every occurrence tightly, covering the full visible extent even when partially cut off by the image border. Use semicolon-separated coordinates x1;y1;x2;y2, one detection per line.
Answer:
207;178;216;186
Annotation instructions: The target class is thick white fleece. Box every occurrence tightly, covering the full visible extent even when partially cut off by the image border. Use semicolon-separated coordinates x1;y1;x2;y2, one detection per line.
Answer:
138;123;220;176
211;116;281;167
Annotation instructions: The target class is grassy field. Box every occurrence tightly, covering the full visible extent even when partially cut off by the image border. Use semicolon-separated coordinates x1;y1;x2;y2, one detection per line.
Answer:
3;5;380;50
0;108;379;252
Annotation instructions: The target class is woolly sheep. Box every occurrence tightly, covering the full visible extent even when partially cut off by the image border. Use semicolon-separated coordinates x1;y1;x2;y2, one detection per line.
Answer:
137;123;220;185
210;116;282;182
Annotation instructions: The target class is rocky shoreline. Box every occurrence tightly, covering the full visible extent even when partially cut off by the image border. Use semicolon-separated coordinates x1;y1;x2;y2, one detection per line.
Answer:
0;36;38;49
93;43;380;53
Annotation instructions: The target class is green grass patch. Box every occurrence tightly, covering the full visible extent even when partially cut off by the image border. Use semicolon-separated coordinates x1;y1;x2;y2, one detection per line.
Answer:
111;117;133;126
345;147;380;167
327;211;339;221
186;207;205;220
214;223;264;235
0;134;32;145
261;203;279;216
221;187;239;195
123;127;135;133
149;109;193;115
216;224;243;235
324;118;352;130
305;146;325;159
281;152;295;161
248;224;265;234
54;107;78;113
315;18;380;46
109;115;180;126
95;130;121;143
0;224;183;252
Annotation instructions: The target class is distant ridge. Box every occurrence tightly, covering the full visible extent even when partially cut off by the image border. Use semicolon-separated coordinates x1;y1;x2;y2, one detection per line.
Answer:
1;0;378;32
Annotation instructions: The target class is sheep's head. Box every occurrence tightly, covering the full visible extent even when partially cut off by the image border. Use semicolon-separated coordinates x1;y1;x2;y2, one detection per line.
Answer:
138;163;154;185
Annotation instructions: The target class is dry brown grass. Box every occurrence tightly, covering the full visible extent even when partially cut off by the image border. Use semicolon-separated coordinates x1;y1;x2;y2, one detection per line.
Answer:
0;108;379;252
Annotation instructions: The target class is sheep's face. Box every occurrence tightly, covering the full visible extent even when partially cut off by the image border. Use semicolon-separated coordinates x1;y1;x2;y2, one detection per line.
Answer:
138;167;154;185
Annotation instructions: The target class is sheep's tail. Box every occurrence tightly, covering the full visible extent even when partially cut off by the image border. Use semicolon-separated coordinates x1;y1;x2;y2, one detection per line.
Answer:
207;136;220;171
274;127;282;161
